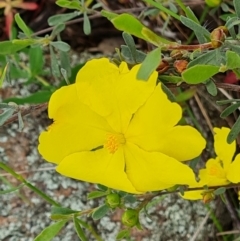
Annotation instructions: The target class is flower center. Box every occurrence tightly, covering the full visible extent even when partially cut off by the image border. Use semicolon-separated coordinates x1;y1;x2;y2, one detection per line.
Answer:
104;133;126;154
208;163;225;179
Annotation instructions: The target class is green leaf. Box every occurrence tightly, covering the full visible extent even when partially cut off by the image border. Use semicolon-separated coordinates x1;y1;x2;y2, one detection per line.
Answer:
205;79;218;96
29;46;44;76
50;41;70;52
97;184;109;192
226;50;240;70
0;108;15;126
48;12;80;26
161;83;176;102
225;17;239;38
104;12;170;46
227;115;240;143
87;190;108;199
0;39;34;55
234;0;240;18
83;12;91;35
0;63;9;87
116;229;130;240
137;48;161;80
180;16;210;44
51;206;79;220
175;88;196;102
51;24;66;37
73;217;88;241
160;75;182;84
220;102;240;118
101;10;118;20
213;187;226;195
3;91;52;104
182;65;219;84
56;0;81;10
14;13;32;37
34;220;67;241
92;204;109;220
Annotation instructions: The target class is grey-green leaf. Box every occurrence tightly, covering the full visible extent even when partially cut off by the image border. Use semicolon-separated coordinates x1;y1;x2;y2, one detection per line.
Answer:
48;12;80;26
15;13;32;37
220;102;240;118
73;217;88;241
227;116;240;143
50;41;70;52
83;12;91;35
205;79;218;96
92;204;109;220
0;108;15;126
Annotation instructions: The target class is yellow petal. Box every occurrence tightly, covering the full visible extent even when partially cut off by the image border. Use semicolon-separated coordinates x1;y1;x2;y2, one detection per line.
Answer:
181;190;204;200
157;126;206;161
227;154;240;183
200;158;229;186
124;143;196;192
126;84;182;150
76;58;157;132
38;84;112;164
56;148;141;194
213;127;235;170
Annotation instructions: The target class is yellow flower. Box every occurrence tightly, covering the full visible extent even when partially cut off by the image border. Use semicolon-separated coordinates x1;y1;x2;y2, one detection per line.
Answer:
182;127;240;200
38;58;206;194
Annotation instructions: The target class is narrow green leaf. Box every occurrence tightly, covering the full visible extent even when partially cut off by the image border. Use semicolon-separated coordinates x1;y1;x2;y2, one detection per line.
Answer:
234;0;240;18
34;220;67;241
116;229;130;240
3;91;52;104
17;111;24;131
213;187;226;196
205;79;218;96
83;12;91;35
29;46;44;76
217;99;240;105
0;184;24;195
182;65;219;84
48;12;80;26
220;102;240;118
0;63;9;87
226;50;240;70
137;48;161;80
92;204;109;220
51;206;79;220
225;17;239;38
0;39;34;55
14;13;32;37
56;0;81;10
184;6;200;24
73;217;88;241
227;116;240;143
87;191;108;199
175;88;196;102
161;83;176;102
101;10;118;20
50;41;70;52
180;16;210;43
97;184;109;192
0;108;15;126
122;32;137;62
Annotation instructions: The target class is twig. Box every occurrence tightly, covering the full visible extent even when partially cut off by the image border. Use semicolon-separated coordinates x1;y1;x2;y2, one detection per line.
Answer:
2;103;48;127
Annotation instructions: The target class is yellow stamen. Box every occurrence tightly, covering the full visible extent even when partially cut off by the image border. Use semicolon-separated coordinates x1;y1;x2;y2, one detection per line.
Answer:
104;133;125;154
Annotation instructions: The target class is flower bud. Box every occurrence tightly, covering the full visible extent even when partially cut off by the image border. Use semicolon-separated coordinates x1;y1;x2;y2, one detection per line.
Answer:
170;50;183;59
174;60;188;73
205;0;221;7
121;209;139;227
106;193;121;208
202;191;215;204
156;60;169;74
210;26;228;48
